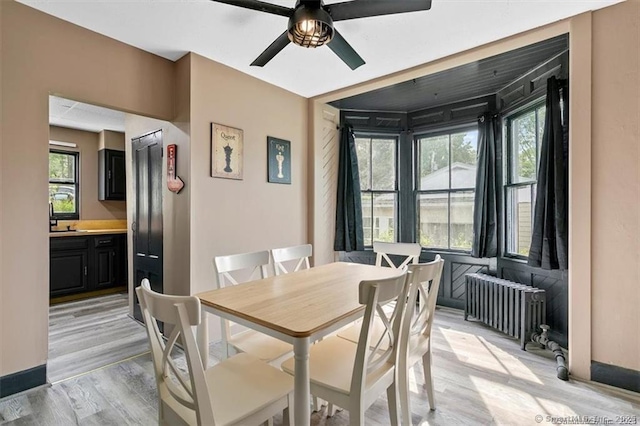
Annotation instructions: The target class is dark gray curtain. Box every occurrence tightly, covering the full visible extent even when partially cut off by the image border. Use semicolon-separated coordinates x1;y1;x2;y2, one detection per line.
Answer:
334;124;364;252
528;76;568;270
471;113;500;258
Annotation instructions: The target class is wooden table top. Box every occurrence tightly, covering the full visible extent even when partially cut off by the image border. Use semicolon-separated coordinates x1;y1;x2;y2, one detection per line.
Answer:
196;262;401;338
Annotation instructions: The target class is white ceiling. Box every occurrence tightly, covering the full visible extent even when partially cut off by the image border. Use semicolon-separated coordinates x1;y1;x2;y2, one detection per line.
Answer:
23;0;623;98
50;96;126;133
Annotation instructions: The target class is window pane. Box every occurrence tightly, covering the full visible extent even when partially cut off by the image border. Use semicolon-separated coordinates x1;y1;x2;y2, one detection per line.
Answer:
49;152;76;182
511;110;537;183
451;130;478;189
355;138;370;191
507;186;533;256
49;183;76;215
361;193;373;247
371;138;395;190
373;193;396;243
537;106;546;162
450;191;474;250
418;135;449;190
418;193;449;249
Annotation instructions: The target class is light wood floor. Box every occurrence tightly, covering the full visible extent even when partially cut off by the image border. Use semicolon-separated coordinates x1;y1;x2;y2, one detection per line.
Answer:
48;293;149;383
1;299;638;425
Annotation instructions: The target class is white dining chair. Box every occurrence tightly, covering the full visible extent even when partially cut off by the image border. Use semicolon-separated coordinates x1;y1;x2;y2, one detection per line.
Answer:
213;250;293;363
136;279;294;426
281;271;410;426
373;241;422;269
336;241;421;346
271;244;312;276
398;255;445;423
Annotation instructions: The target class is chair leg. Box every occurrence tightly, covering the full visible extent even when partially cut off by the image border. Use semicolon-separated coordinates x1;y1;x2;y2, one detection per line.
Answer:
286;393;294;426
422;351;435;411
386;383;400;426
313;396;320;412
348;406;364;426
398;364;411;425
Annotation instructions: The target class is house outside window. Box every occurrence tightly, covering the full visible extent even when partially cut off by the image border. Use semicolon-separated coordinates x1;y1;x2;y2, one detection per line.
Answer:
505;102;546;256
416;128;478;251
355;135;398;246
49;150;79;220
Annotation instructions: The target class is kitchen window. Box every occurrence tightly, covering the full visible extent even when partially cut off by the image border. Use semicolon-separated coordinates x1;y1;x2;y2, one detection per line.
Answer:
355;135;398;246
49;150;79;220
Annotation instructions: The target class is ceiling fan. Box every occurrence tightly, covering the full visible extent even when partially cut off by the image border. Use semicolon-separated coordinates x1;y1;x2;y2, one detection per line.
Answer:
211;0;433;70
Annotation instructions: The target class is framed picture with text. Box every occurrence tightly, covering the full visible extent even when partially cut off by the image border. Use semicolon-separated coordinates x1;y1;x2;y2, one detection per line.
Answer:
211;123;243;180
267;136;291;184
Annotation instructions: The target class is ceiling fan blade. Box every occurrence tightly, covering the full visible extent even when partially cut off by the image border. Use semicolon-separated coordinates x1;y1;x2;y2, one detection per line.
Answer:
210;0;292;17
328;0;432;21
327;30;365;70
251;31;291;67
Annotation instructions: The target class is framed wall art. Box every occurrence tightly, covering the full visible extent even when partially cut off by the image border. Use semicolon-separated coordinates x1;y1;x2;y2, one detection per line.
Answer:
267;136;291;184
211;123;243;180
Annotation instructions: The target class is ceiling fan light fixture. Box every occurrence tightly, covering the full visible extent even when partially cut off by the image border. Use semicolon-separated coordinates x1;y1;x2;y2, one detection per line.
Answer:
288;6;334;48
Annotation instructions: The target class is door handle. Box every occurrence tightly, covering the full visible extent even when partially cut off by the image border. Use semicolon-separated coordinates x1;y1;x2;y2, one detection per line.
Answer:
84;266;88;276
131;221;137;233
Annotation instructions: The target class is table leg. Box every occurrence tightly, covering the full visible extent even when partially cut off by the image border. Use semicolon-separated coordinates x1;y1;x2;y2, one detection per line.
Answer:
197;311;209;369
293;337;311;426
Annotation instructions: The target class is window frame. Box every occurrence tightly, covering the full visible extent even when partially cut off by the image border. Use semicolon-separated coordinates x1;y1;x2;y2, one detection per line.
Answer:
414;124;478;252
355;132;399;247
49;149;80;220
503;99;546;259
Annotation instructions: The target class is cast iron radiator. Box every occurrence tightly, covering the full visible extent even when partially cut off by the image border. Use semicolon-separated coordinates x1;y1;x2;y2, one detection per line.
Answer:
464;273;546;350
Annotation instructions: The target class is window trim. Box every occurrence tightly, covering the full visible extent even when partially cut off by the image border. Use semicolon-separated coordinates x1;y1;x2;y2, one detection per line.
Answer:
355;133;399;247
503;99;546;259
49;149;80;220
414;125;478;252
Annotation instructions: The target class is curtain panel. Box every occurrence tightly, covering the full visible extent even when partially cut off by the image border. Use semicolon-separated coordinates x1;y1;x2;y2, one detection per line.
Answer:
471;113;500;258
334;124;364;252
528;76;569;270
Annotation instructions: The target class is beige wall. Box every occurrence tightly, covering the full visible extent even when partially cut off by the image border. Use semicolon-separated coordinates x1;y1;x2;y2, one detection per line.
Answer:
0;0;174;377
189;53;308;339
49;126;127;221
99;130;125;151
591;0;640;372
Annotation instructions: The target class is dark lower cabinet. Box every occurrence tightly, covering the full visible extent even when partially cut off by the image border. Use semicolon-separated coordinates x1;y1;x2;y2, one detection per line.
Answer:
50;234;128;298
50;250;89;296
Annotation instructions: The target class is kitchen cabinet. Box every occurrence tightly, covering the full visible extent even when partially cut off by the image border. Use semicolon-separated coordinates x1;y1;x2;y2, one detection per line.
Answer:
50;233;127;298
98;149;126;201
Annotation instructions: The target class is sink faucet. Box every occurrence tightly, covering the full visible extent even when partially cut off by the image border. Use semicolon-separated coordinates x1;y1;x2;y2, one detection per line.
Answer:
49;202;58;231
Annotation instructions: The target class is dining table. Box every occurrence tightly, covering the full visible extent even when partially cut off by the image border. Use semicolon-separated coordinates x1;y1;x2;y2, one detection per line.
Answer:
195;261;401;426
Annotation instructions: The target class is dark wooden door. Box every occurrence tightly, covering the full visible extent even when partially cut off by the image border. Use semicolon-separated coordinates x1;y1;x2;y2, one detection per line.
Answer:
132;130;163;322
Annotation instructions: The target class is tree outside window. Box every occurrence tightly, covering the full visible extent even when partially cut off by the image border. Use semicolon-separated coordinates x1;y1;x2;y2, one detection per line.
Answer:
49;150;79;219
505;103;546;256
416;129;478;250
355;135;397;246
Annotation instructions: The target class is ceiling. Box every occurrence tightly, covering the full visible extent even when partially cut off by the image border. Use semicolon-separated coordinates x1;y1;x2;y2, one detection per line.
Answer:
19;0;623;98
330;34;568;112
50;96;126;133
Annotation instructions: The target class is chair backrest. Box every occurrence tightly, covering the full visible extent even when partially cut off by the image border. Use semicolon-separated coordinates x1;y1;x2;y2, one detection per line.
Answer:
351;271;410;397
399;255;445;359
213;250;270;288
136;279;215;426
271;244;312;276
373;242;422;269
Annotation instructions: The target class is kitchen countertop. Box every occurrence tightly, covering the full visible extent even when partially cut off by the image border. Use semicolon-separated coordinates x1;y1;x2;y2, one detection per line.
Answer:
49;229;127;238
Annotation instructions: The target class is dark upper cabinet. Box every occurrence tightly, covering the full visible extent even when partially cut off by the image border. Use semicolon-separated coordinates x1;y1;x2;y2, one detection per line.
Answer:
99;149;126;201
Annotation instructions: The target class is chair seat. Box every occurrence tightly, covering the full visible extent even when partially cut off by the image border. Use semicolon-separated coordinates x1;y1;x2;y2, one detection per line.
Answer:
229;329;293;362
163;353;293;426
281;336;394;397
337;320;391;351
